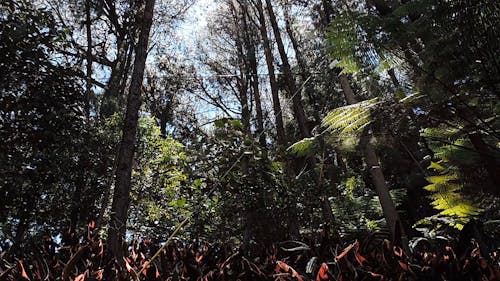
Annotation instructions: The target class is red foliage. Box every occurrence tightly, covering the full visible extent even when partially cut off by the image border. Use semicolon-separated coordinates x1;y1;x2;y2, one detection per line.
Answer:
1;226;499;281
316;263;329;281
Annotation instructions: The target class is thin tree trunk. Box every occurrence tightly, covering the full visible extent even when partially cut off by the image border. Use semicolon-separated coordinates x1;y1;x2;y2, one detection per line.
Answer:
254;0;285;145
101;48;126;118
96;158;116;229
85;0;92;119
282;4;319;123
107;0;155;264
159;109;168;137
241;1;264;141
284;162;300;238
318;146;336;228
362;141;402;239
339;73;406;247
264;0;310;138
253;0;301;238
232;9;251;133
387;68;400;88
71;152;90;229
70;175;84;229
249;44;265;144
314;0;406;245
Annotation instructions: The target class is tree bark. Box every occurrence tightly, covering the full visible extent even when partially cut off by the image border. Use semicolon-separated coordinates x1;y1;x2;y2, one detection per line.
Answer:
264;0;310;138
253;0;301;237
339;73;406;247
282;5;319;123
240;1;264;142
318;145;336;232
107;0;155;264
362;141;402;239
230;1;251;134
314;0;406;246
100;42;128;118
248;41;265;144
254;0;285;145
85;0;92;119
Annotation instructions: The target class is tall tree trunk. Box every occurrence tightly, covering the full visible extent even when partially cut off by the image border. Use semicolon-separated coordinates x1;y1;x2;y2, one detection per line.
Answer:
96;161;114;229
248;42;265;144
317;145;336;230
240;1;264;141
316;0;406;246
159;108;168;137
281;3;337;236
85;0;92;119
254;0;285;145
13;216;28;255
100;38;134;119
70;172;84;229
253;0;300;237
71;149;90;229
101;51;126;117
234;28;251;132
283;161;300;238
339;74;406;247
264;0;310;138
282;4;320;123
107;0;155;264
242;10;266;142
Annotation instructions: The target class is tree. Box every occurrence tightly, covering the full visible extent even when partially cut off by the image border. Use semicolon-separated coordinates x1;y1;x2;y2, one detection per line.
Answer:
264;0;310;138
0;0;113;247
321;0;499;235
107;0;156;262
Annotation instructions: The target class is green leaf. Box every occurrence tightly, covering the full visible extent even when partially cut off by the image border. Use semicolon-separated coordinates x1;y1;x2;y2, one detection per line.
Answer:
214;119;225;128
338;58;361;74
399;92;424;104
428;161;444;171
287;137;318;157
193;178;202;187
322;98;380;135
229;119;243;129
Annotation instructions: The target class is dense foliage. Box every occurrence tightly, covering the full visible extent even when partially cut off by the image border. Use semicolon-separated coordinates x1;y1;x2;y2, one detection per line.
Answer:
0;0;499;280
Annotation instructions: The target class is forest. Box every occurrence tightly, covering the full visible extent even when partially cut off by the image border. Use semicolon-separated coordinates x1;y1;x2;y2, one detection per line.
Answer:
0;0;499;280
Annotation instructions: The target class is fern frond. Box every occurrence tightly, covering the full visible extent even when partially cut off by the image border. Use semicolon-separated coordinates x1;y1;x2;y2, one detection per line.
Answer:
287;137;318;157
337;58;361;74
422;149;483;230
421;127;462;142
428;161;445;171
439;202;481;218
430;190;482;218
322;98;380;135
340;113;373;134
399;92;425;104
426;174;458;184
424;182;461;193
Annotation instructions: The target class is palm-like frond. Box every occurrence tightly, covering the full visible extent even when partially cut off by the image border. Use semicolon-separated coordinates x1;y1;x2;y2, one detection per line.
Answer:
322;98;380;135
424;157;482;229
287;137;318;157
424;174;460;193
430;192;481;218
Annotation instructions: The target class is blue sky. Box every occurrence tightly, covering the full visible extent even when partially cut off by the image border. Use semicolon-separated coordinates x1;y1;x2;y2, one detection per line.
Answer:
176;0;215;52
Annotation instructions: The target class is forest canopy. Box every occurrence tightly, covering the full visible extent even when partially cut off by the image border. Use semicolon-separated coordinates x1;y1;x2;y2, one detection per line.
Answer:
0;0;499;280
